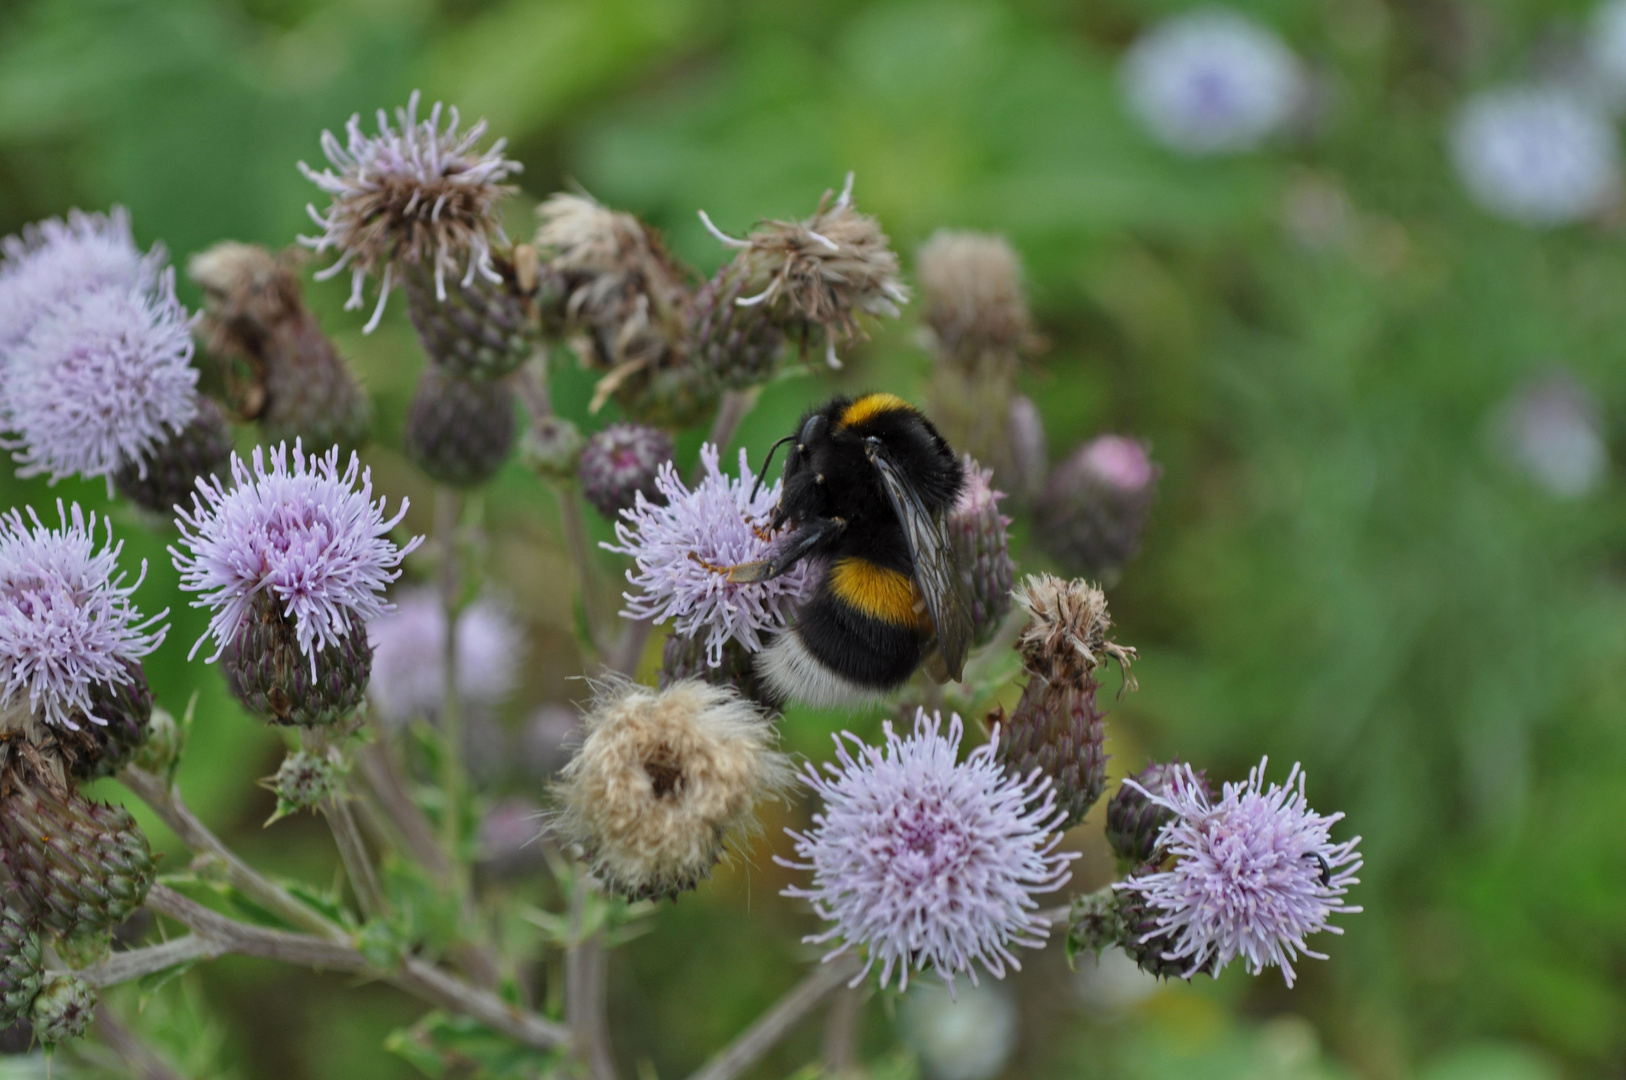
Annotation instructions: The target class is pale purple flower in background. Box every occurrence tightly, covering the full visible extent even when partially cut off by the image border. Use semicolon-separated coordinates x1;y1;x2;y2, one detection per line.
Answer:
898;980;1019;1080
603;443;815;667
299;90;522;332
1117;758;1361;986
1450;86;1620;226
0;502;167;730
1079;435;1156;493
0;206;165;358
170;441;422;668
521;703;581;776
1;271;197;485
1121;9;1303;156
366;586;522;726
1589;0;1626;111
1497;370;1609;498
781;710;1075;992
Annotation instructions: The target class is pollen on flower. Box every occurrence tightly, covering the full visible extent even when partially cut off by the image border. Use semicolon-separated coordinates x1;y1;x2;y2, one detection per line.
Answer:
299;90;522;333
602;443;815;666
1;271;198;485
780;710;1076;992
1115;758;1362;986
170;441;423;670
0;502;167;732
550;678;791;901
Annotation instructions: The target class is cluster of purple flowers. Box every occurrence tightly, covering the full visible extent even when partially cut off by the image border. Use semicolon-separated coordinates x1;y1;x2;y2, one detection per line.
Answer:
0;208;199;486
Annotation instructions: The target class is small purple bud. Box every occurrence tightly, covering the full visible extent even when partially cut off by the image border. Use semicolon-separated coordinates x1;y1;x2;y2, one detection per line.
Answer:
578;423;674;519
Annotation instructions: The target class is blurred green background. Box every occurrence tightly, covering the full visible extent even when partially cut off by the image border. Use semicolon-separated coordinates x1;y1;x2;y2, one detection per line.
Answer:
4;0;1626;1077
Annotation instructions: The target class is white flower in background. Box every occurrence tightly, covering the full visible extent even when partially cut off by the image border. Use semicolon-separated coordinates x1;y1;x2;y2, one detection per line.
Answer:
1450;86;1620;226
1497;371;1609;498
1589;0;1626;111
898;981;1019;1080
1121;8;1303;156
1073;947;1161;1019
366;587;522;726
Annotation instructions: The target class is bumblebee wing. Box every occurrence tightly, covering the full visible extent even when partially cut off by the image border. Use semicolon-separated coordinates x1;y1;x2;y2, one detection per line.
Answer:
866;440;973;682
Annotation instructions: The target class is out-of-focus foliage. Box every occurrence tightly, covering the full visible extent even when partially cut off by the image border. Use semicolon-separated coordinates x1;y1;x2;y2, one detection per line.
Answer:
4;0;1626;1077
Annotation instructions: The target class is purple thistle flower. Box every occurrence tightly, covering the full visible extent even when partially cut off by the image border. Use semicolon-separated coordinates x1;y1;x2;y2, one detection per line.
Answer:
602;443;815;667
1;272;198;485
298;90;522;333
0;502;167;731
780;710;1076;992
0;207;165;359
1116;758;1362;986
366;586;522;726
170;441;423;671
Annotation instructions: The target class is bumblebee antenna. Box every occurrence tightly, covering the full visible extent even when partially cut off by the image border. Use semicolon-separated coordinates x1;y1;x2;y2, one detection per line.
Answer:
749;434;796;503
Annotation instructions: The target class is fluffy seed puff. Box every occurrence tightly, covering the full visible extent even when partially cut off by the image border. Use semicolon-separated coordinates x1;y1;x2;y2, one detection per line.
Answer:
782;710;1075;993
1116;758;1362;986
1014;574;1137;689
299;90;522;333
550;679;792;901
699;173;908;370
0;503;166;734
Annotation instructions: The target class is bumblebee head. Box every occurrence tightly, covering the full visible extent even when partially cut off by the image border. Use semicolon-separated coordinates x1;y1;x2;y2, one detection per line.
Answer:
768;412;832;529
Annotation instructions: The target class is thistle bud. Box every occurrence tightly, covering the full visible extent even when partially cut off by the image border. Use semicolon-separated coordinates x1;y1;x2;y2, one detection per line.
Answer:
1115;881;1216;981
403;364;517;487
188;242;371;454
61;660;153;783
0;908;42;1029
113;397;233;518
271;750;338;817
994;575;1136;830
1035;436;1160;585
223;593;371;728
27;974;94;1045
403;252;537;381
578;423;673;519
685;261;785;388
521;415;585;482
947;459;1015;645
1104;760;1209;867
132;706;180;778
0;776;156;942
551;680;791;901
658;632;785;714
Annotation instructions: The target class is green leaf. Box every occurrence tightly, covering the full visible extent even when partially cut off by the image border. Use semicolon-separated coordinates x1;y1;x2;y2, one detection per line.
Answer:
385;1011;567;1080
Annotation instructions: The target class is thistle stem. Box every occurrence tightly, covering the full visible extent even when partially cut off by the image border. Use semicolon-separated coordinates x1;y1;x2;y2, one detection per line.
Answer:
92;1000;189;1080
356;740;452;883
821;985;864;1077
694;388;759;481
323;791;386;919
559;488;614;656
434;485;469;885
565;874;618;1080
685;956;864;1080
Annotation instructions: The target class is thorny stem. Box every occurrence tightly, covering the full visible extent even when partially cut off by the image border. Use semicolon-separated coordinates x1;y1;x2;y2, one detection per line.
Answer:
566;874;618;1080
304;731;386;920
685;956;865;1080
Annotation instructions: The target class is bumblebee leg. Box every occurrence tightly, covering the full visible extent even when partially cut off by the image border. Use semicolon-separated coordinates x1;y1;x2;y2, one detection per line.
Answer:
726;516;845;582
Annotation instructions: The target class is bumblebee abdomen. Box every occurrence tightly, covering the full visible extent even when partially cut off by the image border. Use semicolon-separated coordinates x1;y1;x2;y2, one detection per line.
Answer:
827;557;918;627
755;570;924;706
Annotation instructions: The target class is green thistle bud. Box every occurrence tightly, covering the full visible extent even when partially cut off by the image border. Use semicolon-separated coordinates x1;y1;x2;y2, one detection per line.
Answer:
403;364;517;487
1116;881;1216;981
1064;889;1128;963
0;908;42;1029
223;593;371;728
113;397;233;518
403;254;537;381
947;458;1014;646
0;778;156;941
1104;760;1209;868
686;260;784;388
27;974;94;1046
270;750;337;818
60;661;153;783
521;415;585;483
659;633;785;714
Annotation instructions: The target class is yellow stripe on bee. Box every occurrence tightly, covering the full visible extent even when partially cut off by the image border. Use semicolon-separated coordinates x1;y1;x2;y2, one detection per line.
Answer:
837;393;914;429
828;557;919;627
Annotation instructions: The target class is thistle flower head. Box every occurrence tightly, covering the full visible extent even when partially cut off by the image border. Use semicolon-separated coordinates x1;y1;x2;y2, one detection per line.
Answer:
0;207;165;358
1116;758;1361;986
1121;8;1303;156
700;174;908;369
299;90;522;333
948;459;1014;645
917;230;1034;363
170;441;422;671
602;443;816;667
0;503;166;733
1450;86;1620;227
578;422;673;518
366;587;522;726
1;272;198;485
781;710;1076;992
1035;437;1160;583
1014;574;1136;688
551;678;792;900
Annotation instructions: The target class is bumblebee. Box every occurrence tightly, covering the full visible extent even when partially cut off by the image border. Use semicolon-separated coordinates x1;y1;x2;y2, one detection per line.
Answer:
729;392;973;706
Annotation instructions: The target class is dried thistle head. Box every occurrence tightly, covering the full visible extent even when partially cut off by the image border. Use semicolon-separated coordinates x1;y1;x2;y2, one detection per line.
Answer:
299;91;522;332
1014;574;1136;688
917;230;1036;369
188;243;304;363
700;174;908;369
551;679;791;901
